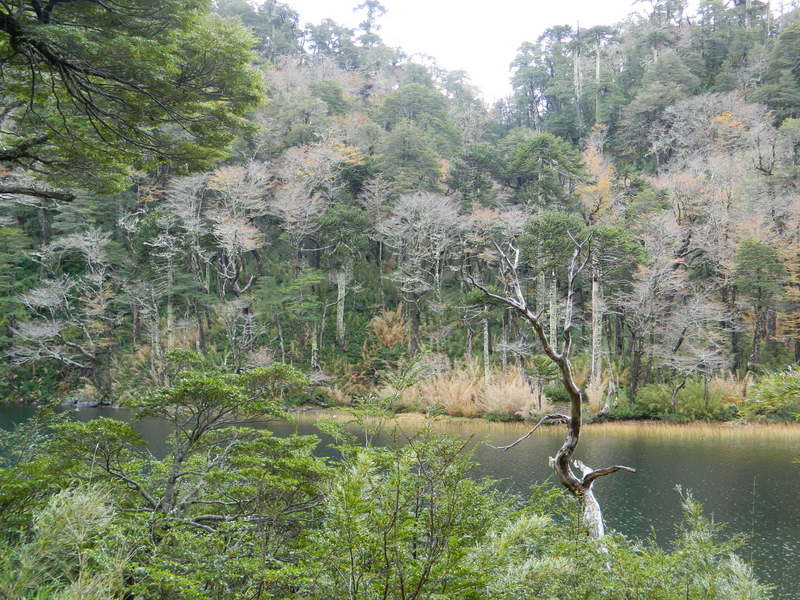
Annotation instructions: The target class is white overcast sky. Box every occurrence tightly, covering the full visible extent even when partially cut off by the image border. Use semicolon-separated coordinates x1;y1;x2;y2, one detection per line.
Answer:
287;0;675;102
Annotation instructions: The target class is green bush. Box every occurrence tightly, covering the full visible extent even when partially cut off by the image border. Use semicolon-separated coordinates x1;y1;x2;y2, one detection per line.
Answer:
618;380;739;421
742;367;800;421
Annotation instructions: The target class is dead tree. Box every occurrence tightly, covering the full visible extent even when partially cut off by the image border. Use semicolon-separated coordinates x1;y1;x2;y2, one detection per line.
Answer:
469;237;635;539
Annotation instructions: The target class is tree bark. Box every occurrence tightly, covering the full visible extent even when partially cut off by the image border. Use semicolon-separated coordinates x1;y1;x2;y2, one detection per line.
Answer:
549;271;558;351
595;38;601;123
408;298;421;357
483;307;491;386
590;257;603;390
335;269;348;348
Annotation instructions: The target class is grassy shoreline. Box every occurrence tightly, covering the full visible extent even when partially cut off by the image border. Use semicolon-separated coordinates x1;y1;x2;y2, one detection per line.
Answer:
291;407;800;438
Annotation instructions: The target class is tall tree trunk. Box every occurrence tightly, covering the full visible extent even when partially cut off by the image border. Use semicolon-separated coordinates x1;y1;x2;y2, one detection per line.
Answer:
590;258;603;390
483;307;491;385
751;308;763;367
275;315;285;362
501;309;509;370
408;299;421;357
630;336;642;401
310;322;320;370
595;38;601;123
335;269;348;348
573;24;583;132
549;272;558;351
38;204;51;245
195;302;205;351
465;325;473;362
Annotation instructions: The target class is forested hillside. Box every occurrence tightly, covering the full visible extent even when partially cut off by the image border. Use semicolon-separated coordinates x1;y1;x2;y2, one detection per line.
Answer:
2;2;798;599
3;0;800;421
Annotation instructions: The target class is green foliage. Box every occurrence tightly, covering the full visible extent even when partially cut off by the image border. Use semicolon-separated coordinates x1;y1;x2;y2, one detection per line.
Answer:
742;367;800;421
615;381;740;422
734;240;786;305
0;486;127;600
499;130;585;208
0;1;264;191
297;436;507;599
520;210;588;274
378;120;443;192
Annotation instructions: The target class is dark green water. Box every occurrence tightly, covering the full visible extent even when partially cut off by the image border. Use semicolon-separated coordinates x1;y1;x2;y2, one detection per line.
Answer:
3;407;799;599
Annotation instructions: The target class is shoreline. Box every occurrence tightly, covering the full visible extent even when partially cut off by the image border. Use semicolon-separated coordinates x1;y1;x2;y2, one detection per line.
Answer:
288;407;800;437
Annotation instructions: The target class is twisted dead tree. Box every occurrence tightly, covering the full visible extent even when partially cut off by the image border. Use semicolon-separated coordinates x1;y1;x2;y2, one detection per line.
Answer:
468;236;635;539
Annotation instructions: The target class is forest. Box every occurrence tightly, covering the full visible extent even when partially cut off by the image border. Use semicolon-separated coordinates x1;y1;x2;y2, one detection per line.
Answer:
1;0;799;598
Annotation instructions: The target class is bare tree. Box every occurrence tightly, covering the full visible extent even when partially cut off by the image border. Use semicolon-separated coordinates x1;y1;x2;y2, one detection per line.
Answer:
469;238;635;539
649;292;730;412
10;230;118;401
378;191;462;355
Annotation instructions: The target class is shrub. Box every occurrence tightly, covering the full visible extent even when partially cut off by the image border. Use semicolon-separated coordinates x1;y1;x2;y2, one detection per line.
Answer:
623;379;739;421
742;367;800;421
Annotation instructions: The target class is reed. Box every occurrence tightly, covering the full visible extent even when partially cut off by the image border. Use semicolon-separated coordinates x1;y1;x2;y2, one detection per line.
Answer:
396;364;550;419
292;409;800;442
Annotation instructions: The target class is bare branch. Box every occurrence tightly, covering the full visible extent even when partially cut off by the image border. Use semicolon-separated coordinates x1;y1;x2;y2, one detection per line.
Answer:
486;413;569;451
582;464;637;486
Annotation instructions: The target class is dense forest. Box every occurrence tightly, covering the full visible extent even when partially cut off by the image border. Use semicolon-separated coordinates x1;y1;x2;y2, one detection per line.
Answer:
1;0;800;421
1;0;799;598
4;0;800;423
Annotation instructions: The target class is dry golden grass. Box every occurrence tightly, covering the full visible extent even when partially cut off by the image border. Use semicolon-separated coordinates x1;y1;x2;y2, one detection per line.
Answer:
323;385;353;406
290;409;800;443
585;379;606;413
481;365;549;419
397;364;550;419
399;364;483;417
582;420;800;441
713;372;754;402
369;306;407;348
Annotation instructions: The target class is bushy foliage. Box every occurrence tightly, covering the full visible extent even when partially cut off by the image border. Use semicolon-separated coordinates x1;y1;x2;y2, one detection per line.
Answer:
0;402;770;600
742;367;800;421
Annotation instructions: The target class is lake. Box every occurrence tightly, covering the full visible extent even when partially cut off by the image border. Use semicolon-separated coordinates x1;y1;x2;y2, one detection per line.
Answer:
2;406;799;599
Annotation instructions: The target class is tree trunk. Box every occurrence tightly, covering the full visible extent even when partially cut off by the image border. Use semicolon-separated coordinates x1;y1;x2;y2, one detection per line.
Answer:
549;272;558;351
483;307;491;385
590;258;603;390
630;337;642;401
335;269;348;348
501;309;509;370
195;303;206;351
595;38;601;123
310;322;320;370
38;204;51;245
670;377;687;413
573;25;583;132
409;299;421;357
751;308;763;367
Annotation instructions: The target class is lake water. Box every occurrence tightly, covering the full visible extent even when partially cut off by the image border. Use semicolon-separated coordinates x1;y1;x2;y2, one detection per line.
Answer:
2;406;799;599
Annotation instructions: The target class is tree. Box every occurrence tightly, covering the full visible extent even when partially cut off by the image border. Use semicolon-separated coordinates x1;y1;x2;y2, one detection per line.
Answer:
499;131;585;209
36;364;328;598
649;292;730;411
470;238;635;539
734;239;785;368
378;120;444;193
756;21;800;122
379;192;462;355
10;230;118;401
0;0;263;198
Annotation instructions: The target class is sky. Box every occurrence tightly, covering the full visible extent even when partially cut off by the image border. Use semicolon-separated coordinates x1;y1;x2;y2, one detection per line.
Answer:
287;0;660;102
